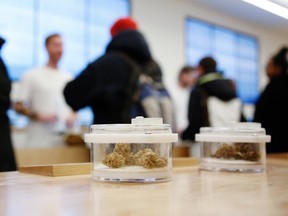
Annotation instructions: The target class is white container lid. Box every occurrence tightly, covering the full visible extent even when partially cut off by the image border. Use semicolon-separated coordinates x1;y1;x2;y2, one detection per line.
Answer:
195;122;271;143
84;116;178;143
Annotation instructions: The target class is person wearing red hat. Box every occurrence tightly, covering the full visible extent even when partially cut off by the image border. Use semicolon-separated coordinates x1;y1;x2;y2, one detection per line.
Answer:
110;17;138;38
63;17;153;124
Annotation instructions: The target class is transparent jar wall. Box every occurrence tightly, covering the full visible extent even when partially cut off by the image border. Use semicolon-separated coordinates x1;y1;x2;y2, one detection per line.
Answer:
91;142;172;182
200;142;266;172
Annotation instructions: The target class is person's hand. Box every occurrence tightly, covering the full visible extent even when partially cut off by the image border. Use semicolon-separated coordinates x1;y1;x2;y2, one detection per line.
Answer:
36;114;58;123
66;112;77;128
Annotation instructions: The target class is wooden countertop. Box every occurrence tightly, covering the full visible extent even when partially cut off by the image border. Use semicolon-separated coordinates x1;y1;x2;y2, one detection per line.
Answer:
0;158;287;216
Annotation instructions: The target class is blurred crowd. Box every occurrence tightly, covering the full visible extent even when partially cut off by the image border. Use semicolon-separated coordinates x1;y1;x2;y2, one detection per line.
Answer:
1;16;287;172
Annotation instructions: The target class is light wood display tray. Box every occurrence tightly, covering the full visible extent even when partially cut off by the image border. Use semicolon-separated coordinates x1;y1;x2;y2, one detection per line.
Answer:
18;157;199;177
18;163;92;177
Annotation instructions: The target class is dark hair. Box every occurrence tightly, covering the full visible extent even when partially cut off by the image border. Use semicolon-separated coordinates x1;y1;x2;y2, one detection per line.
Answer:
199;56;217;73
45;33;61;46
272;47;288;75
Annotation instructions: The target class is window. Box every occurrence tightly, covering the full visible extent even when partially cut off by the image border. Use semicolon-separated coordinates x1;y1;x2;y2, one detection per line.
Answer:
186;18;259;104
0;0;130;79
0;0;130;127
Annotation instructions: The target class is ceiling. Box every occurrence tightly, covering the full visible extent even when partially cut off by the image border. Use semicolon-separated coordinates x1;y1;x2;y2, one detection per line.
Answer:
190;0;288;35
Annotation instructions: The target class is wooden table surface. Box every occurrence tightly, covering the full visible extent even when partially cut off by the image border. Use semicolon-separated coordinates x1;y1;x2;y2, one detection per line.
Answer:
0;158;287;216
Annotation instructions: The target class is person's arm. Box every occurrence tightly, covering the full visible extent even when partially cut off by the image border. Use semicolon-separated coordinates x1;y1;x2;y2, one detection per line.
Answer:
63;63;95;111
14;102;36;119
63;54;131;112
14;102;57;122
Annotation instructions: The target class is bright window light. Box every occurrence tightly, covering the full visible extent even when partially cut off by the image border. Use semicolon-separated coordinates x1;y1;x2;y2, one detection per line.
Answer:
242;0;288;20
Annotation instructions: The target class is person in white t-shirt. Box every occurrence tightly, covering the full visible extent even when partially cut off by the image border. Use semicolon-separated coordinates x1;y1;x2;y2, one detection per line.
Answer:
14;34;76;147
170;65;197;134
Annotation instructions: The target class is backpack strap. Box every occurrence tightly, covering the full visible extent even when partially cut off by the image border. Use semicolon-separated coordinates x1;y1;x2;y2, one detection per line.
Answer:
110;51;142;121
111;51;141;74
111;51;141;99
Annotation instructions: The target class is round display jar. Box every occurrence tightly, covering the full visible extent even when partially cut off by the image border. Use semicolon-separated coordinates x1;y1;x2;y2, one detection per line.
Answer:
195;122;271;172
84;117;178;183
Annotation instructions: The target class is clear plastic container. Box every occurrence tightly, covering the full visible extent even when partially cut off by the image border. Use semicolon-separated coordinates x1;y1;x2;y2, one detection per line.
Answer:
84;117;178;182
195;122;271;172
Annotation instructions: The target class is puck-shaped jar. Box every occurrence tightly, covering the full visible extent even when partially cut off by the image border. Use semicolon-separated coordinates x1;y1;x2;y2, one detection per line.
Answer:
195;122;271;172
84;117;178;182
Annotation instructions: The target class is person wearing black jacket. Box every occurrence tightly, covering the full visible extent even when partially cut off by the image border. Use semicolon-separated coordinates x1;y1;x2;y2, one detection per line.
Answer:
63;17;152;124
0;37;17;171
254;47;288;153
181;56;242;141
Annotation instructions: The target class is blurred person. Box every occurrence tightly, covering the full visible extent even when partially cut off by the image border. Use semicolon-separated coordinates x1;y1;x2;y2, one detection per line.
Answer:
64;17;172;125
171;65;197;134
181;56;243;142
0;36;17;171
254;47;288;153
178;65;197;88
14;33;76;147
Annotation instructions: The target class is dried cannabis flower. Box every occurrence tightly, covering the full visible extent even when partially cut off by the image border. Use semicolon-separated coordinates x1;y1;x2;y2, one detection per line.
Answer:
113;143;135;165
102;153;125;168
134;148;154;166
155;157;168;168
102;144;167;168
234;143;260;161
141;152;158;168
212;144;236;159
140;151;168;169
212;143;260;161
114;143;131;154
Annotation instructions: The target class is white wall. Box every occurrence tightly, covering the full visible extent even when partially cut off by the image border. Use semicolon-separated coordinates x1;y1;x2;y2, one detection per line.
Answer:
132;0;288;91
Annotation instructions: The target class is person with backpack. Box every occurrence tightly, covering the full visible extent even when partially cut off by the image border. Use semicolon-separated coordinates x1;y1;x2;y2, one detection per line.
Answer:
64;17;173;125
181;56;244;141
